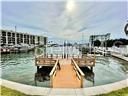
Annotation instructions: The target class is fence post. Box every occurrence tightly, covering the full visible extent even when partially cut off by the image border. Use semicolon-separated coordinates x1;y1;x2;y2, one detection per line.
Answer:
50;76;53;88
81;76;83;88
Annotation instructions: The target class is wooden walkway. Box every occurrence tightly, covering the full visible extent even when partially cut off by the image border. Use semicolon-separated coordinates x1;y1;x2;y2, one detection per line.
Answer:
52;59;81;88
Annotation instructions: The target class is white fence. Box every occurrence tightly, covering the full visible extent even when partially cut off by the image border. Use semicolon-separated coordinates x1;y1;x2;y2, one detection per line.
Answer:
110;45;128;56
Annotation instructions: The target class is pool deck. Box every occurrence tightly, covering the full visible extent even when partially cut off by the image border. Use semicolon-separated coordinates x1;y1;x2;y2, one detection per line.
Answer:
53;59;81;88
1;78;128;96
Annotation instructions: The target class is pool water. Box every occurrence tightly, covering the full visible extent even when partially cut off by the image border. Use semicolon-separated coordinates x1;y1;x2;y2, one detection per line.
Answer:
1;47;128;88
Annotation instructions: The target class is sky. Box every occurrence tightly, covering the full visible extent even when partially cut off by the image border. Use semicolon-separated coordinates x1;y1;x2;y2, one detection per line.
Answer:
1;0;128;43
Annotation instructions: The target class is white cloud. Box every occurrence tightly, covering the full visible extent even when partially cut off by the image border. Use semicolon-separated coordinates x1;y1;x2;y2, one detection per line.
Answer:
1;1;127;42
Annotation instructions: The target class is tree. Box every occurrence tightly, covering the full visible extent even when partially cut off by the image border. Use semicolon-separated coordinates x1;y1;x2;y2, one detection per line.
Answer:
82;47;90;54
105;38;128;47
94;40;101;47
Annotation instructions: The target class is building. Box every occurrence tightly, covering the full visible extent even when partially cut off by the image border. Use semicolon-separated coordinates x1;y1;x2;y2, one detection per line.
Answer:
0;29;47;46
89;33;110;43
89;33;110;47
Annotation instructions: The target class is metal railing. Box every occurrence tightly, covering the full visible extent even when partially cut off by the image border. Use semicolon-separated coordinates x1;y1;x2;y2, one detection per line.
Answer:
71;58;85;88
49;59;59;88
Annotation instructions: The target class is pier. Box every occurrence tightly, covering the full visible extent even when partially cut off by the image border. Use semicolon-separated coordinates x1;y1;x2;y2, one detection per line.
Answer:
35;55;95;88
50;59;84;88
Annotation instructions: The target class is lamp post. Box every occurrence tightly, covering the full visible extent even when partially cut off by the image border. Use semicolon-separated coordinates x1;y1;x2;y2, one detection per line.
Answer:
78;27;87;56
15;26;17;45
82;31;84;56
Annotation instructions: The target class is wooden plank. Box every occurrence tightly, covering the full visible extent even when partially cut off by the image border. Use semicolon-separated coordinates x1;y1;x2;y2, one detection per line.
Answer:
35;57;56;66
73;57;95;67
52;59;81;88
72;59;85;77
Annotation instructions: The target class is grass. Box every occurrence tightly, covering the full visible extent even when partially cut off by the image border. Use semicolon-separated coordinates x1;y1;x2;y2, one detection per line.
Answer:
1;86;128;96
1;86;29;96
97;87;128;96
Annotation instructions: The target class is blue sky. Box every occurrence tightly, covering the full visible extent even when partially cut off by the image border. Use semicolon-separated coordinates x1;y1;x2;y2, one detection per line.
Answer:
1;0;128;43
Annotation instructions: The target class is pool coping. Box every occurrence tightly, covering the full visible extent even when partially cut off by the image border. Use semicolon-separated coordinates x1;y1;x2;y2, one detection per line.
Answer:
0;78;128;96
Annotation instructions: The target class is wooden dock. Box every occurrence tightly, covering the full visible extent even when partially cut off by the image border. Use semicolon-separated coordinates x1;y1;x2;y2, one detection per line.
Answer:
73;57;95;70
52;59;81;88
35;55;95;88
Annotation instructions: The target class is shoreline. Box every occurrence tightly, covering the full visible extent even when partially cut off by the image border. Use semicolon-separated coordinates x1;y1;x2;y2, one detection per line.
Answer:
1;78;128;96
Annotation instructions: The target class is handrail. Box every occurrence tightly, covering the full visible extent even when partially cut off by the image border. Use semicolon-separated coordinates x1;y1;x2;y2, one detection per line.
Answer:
49;59;59;87
71;58;85;87
49;59;59;76
72;58;85;76
35;57;56;66
73;57;95;67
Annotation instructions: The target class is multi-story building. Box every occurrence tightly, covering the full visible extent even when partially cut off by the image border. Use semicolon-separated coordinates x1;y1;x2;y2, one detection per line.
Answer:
89;33;110;47
89;33;110;42
0;29;47;46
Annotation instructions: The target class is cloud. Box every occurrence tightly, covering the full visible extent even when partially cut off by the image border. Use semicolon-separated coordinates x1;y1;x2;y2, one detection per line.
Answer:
1;1;127;43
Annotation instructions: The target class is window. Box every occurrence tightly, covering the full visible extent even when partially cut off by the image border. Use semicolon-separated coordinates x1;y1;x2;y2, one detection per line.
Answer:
12;33;15;37
1;37;6;44
8;32;11;36
17;33;19;37
2;31;6;36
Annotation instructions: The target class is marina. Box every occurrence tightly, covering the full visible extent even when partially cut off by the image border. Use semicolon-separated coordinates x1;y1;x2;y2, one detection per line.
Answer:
1;47;128;88
1;1;128;95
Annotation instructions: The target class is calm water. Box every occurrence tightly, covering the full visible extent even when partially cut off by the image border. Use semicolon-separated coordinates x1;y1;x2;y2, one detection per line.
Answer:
1;47;128;88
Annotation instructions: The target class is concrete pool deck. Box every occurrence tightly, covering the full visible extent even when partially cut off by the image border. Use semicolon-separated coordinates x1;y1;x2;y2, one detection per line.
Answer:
1;78;128;96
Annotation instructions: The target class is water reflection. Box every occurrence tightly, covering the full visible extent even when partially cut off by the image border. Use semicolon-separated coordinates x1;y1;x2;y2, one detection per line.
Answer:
34;66;52;86
80;67;95;85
